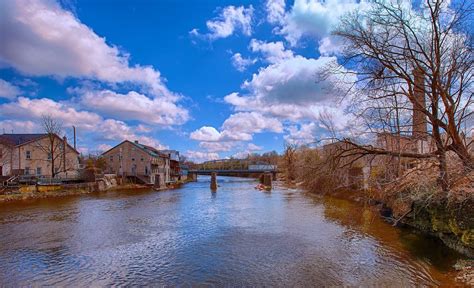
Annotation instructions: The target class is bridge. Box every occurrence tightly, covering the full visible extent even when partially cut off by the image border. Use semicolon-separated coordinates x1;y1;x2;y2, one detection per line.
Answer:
188;167;277;191
189;164;278;178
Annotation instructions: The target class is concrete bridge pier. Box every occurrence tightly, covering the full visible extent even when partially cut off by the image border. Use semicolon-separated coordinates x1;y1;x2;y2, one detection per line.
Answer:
263;172;272;190
210;172;217;191
189;172;197;182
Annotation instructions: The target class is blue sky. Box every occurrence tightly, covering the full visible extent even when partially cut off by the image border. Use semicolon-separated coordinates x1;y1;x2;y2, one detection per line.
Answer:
0;0;363;162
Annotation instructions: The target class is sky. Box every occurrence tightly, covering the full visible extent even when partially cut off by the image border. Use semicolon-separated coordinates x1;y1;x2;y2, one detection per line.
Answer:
0;0;368;162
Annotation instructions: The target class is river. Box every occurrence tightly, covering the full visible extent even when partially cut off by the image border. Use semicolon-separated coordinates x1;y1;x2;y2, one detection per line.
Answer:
0;176;463;286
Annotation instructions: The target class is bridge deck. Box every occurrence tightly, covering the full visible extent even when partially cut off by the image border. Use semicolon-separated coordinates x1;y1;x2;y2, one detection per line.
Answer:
189;169;277;174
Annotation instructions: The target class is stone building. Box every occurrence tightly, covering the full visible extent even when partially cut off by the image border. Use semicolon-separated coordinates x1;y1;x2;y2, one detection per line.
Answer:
160;149;180;182
102;140;170;187
0;133;80;178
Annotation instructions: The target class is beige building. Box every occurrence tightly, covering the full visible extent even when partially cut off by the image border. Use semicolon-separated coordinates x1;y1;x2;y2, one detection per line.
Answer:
102;140;170;187
0;133;80;178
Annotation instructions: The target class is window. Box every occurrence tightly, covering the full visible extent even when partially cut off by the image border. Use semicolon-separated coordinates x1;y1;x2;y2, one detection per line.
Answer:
36;167;42;175
26;151;31;159
132;158;135;161
0;148;3;158
110;155;113;161
47;153;52;160
55;167;59;174
141;158;144;161
25;167;30;175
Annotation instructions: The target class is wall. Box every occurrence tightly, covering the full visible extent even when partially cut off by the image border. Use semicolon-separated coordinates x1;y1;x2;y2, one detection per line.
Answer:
5;137;79;177
103;141;169;186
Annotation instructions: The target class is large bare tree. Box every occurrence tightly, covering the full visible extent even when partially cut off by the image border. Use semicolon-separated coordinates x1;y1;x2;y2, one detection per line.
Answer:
36;115;65;178
326;0;473;190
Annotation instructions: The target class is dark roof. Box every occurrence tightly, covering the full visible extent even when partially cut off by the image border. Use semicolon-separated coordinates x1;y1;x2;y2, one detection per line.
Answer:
0;133;80;155
0;134;47;146
102;140;169;158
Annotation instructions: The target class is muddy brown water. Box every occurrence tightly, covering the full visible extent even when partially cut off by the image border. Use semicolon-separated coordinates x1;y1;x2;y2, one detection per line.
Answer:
0;177;463;286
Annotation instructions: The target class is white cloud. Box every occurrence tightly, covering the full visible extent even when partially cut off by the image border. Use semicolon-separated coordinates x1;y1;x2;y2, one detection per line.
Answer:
249;39;293;64
191;5;254;40
190;126;222;142
318;36;345;56
97;144;113;152
1;97;102;130
266;0;286;24
232;143;263;159
231;53;256;72
0;0;177;98
184;150;220;163
224;56;354;121
190;112;282;156
199;141;236;152
0;79;21;99
76;89;189;126
284;122;317;145
0;120;38;133
276;0;369;48
221;112;283;140
247;143;263;150
0;97;167;149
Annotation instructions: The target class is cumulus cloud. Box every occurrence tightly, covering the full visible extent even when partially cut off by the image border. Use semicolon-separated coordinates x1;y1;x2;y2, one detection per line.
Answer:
266;0;286;24
284;122;318;145
0;79;22;99
75;89;189;126
0;0;177;98
231;53;257;72
184;150;220;163
0;97;167;149
191;112;283;143
0;120;38;133
190;126;222;142
221;112;283;140
224;56;354;121
191;5;254;40
232;144;262;159
249;39;293;64
275;0;369;49
199;141;236;152
97;144;113;152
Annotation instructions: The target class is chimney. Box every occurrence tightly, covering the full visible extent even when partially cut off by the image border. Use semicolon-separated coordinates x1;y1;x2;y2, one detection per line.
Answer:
134;140;139;144
412;68;427;139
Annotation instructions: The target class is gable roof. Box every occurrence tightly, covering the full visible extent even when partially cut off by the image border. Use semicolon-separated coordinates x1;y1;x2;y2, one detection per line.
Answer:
0;134;47;146
0;133;80;155
101;140;169;158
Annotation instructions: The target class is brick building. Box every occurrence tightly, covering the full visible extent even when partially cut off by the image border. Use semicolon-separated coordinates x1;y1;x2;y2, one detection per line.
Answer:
102;140;170;187
0;133;80;178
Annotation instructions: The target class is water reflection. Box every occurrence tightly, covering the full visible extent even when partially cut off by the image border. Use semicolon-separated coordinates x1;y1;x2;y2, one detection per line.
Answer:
0;176;461;286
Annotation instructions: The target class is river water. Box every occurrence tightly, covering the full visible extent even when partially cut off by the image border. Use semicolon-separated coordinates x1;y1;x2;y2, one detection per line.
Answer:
0;177;462;286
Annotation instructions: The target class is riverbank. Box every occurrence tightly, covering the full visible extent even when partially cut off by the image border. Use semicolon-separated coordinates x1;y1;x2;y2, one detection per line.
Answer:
0;177;195;203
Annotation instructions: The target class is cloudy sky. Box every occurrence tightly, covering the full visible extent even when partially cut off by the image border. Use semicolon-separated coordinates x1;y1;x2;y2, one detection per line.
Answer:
0;0;365;162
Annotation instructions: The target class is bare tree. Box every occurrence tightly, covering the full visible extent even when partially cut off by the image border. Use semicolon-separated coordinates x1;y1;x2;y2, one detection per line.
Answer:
35;115;65;178
282;143;297;182
326;0;474;191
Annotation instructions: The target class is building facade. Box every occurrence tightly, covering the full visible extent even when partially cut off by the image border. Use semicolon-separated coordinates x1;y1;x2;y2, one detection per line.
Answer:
0;134;80;178
160;150;180;182
102;140;170;187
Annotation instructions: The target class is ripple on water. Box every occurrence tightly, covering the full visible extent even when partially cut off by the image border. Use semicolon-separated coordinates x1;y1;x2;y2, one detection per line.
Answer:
0;177;460;286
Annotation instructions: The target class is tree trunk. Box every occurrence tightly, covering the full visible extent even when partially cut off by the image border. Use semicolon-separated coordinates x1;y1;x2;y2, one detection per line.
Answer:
437;149;449;192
